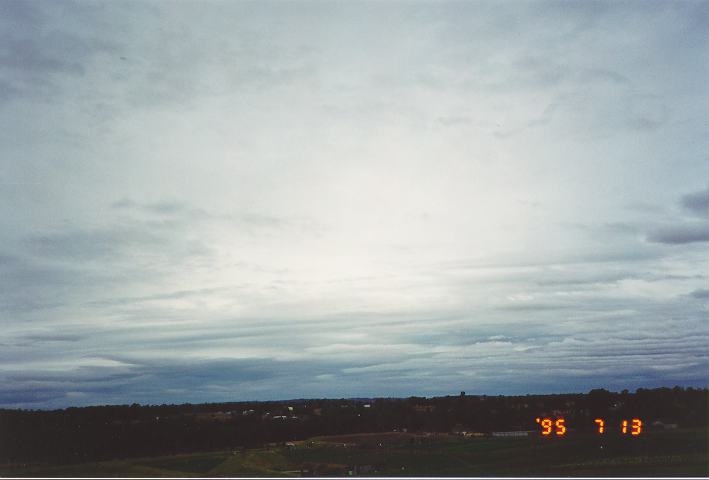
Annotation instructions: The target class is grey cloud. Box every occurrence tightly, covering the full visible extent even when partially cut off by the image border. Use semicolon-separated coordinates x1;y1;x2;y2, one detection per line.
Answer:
461;248;661;270
110;198;140;210
647;223;709;244
87;286;227;309
623;201;667;215
2;204;216;319
3;299;708;407
689;288;709;299
0;3;117;105
642;187;709;245
0;252;102;314
0;355;355;408
140;358;282;385
112;7;319;109
25;226;164;261
0;253;22;268
602;222;642;235
535;270;636;287
110;199;319;235
147;202;194;216
533;270;699;288
1;35;85;75
0;78;22;102
626;95;669;131
2;1;709;408
552;221;641;243
2;257;87;289
681;187;709;218
646;273;704;282
8;366;138;385
582;68;630;86
0;1;44;27
0;387;67;405
20;333;84;343
23;209;213;265
339;328;709;396
111;198;211;220
398;323;566;350
497;302;572;312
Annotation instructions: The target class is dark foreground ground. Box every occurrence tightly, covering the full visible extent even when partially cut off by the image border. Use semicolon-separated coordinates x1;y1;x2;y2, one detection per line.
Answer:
1;428;706;477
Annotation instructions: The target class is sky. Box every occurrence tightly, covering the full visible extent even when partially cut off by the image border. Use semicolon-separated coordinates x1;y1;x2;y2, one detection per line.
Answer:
1;0;708;409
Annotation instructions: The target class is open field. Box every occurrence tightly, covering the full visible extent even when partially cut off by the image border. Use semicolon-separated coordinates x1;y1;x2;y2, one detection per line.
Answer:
1;428;706;477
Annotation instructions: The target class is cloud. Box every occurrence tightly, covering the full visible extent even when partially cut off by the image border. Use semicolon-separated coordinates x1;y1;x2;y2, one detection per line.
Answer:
2;293;708;407
25;227;165;261
0;386;68;405
0;252;101;314
23;204;213;266
681;187;709;218
0;199;219;322
643;187;709;244
647;223;709;245
2;1;709;408
20;333;84;343
111;198;212;222
0;352;360;407
110;198;322;237
689;288;709;299
0;1;116;105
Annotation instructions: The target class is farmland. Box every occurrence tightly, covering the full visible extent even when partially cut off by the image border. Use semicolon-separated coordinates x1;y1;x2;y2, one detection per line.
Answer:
2;428;706;477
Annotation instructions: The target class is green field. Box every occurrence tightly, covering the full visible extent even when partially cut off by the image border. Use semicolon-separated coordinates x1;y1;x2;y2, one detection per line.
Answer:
1;429;706;477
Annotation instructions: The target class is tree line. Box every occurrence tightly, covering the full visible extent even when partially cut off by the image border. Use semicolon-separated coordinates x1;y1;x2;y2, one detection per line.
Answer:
0;386;705;465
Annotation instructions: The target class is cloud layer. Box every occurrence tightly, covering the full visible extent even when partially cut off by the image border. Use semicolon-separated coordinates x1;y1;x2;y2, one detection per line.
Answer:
1;0;708;409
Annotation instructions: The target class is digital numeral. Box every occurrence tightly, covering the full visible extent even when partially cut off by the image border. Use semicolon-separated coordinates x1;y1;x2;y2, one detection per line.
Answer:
536;417;553;435
535;417;642;436
621;419;642;435
536;417;565;436
555;418;566;436
594;418;604;433
600;418;642;435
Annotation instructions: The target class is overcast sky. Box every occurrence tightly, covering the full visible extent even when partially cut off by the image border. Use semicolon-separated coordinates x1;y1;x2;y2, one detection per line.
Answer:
1;0;708;409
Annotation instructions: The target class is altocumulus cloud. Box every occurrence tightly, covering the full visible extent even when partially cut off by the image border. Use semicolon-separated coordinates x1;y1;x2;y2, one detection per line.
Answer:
681;186;709;218
689;289;709;299
647;224;709;245
647;186;709;245
1;0;708;408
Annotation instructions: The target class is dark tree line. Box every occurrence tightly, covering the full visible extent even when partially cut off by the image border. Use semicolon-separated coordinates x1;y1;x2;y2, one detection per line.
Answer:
0;387;705;465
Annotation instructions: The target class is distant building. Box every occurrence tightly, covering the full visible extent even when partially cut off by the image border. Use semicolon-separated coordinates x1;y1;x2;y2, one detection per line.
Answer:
413;404;436;413
492;431;530;437
652;420;678;430
451;424;466;434
348;464;376;475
